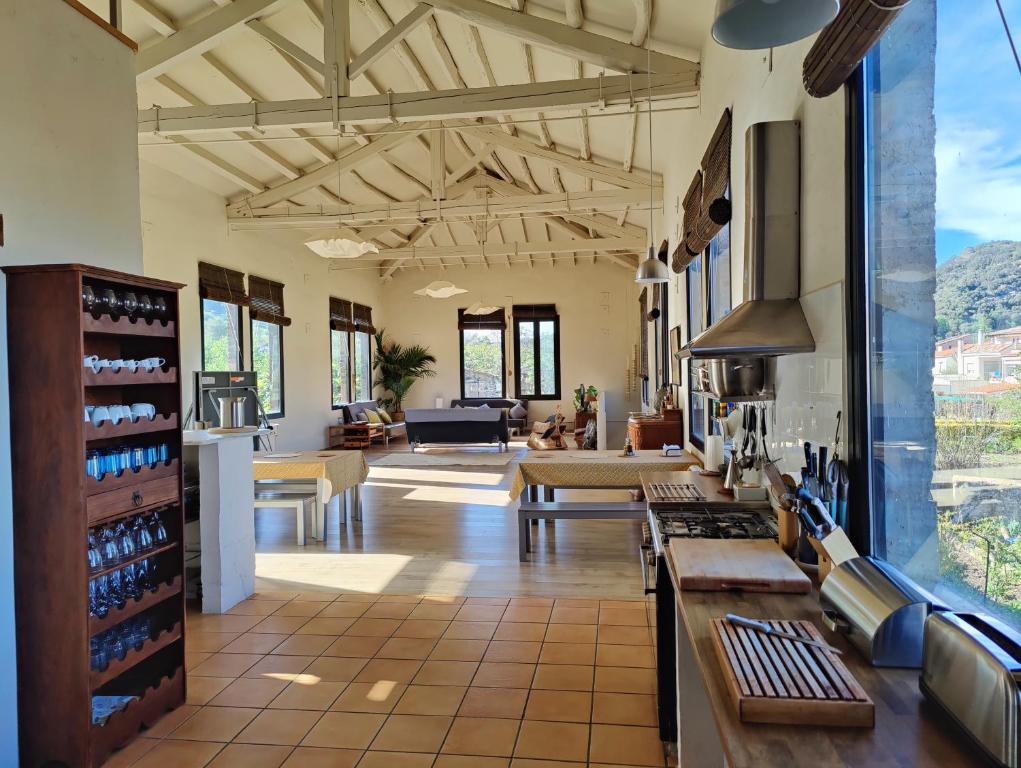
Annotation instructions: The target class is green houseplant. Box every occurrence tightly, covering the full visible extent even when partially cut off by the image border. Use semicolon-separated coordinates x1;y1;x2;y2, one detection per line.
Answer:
373;330;437;420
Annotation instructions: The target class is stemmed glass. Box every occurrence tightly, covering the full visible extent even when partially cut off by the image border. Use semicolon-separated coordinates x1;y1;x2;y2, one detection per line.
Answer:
99;527;120;566
137;294;153;319
151;513;168;546
132;515;153;552
101;289;122;320
121;292;138;317
88;578;108;619
82;285;97;314
115;522;135;560
153;297;168;320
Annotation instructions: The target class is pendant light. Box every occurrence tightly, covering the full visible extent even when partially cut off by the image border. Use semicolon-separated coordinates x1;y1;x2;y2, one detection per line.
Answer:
635;37;669;286
711;0;839;50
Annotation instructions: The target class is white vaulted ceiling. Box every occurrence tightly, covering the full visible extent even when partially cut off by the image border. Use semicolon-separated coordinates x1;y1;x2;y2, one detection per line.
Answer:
92;0;714;276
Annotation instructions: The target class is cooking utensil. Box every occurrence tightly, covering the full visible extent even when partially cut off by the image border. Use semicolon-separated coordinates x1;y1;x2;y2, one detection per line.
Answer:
739;407;757;470
762;461;794;510
797;487;836;535
725;614;843;655
818;445;829;504
758;405;771;465
836;460;849;529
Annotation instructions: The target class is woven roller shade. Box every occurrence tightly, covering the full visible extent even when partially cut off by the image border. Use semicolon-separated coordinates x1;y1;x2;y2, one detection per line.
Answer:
330;297;354;332
352;303;375;334
512;304;558;320
804;0;907;98
458;307;506;330
198;262;248;305
673;172;704;273
638;289;649;378
248;275;291;327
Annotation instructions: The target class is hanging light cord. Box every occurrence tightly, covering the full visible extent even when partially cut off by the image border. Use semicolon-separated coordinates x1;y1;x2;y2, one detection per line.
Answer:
994;0;1021;77
647;33;654;256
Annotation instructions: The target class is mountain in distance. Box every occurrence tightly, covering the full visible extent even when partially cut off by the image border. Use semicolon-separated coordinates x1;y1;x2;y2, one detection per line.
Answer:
935;240;1021;338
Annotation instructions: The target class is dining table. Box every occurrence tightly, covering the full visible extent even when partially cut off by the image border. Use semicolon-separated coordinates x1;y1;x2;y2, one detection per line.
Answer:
253;450;369;539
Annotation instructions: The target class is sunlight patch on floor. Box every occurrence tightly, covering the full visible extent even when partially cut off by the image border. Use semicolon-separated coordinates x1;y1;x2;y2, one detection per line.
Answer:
255;552;413;592
402;485;511;507
422;559;480;596
367;466;505;486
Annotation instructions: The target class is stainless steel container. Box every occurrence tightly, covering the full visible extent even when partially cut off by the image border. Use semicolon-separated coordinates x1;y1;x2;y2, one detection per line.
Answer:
694;356;776;401
921;612;1020;767
819;556;947;667
217;395;247;429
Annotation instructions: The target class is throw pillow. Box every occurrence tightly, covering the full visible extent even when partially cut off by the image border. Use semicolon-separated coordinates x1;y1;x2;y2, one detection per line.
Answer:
509;403;527;420
377;408;393;424
364;409;382;424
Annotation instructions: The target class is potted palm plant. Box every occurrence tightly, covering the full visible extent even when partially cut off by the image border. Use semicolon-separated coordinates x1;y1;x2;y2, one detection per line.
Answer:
373;330;437;421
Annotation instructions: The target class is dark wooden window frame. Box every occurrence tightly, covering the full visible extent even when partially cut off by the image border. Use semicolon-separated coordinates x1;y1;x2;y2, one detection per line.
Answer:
200;296;243;372
249;315;285;419
686;256;706;451
329;328;351;410
513;315;562;400
459;327;507;400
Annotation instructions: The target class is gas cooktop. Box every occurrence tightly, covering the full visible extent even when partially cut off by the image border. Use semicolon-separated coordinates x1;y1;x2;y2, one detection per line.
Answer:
654;508;777;540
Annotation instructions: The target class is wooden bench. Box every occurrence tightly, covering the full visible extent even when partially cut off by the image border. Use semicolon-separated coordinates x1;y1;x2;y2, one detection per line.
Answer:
517;499;647;561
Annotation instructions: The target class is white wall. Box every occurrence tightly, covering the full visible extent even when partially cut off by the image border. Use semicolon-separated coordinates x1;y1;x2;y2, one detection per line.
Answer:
0;1;145;759
659;34;847;470
140;161;383;450
381;263;642;444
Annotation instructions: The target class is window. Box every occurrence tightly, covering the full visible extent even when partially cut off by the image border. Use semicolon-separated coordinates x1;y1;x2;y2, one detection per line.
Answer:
353;331;372;402
686;257;705;449
248;276;289;419
513;305;560;400
331;329;351;407
706;211;732;325
855;0;1021;626
330;298;372;405
201;298;242;371
459;308;506;398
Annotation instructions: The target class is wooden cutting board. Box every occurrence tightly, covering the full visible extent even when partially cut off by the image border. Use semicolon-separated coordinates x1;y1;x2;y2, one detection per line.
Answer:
668;539;811;593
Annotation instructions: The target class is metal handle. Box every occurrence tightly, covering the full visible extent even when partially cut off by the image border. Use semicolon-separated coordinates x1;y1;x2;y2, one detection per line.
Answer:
821;609;851;634
131;491;143;507
639;545;656;595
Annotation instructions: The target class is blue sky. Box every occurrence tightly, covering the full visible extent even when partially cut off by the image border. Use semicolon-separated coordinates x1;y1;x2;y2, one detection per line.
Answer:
934;0;1021;263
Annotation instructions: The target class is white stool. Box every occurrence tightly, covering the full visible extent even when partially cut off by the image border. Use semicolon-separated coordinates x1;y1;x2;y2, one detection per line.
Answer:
254;489;316;545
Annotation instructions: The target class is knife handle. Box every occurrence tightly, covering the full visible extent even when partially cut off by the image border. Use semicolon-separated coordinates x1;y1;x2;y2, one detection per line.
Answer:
725;614;772;634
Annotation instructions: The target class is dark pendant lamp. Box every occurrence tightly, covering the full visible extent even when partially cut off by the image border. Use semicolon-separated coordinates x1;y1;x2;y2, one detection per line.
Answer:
712;0;840;50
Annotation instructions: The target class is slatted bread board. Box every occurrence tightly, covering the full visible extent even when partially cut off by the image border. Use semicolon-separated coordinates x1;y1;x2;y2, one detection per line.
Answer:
710;618;874;728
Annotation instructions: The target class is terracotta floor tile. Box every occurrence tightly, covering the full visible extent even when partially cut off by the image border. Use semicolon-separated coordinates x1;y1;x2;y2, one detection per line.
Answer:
330;681;406;713
243;654;316;680
442;716;520;757
354;658;423;684
472;662;536;689
296;592;340;602
131;739;224;768
593;667;656;695
393;619;450;639
509;758;585;767
185;652;213;671
589;724;665;766
189;615;263;634
191;653;264;678
187;631;241;654
377;637;439;660
186;676;233;705
250;616;311;634
509;597;554;608
295;617;356;636
599;600;649;611
317;602;370;618
339;593;381;602
358;751;435;768
543;624;597;644
209;677;288;708
304;656;370;682
421;595;466;605
523;690;592;723
345;617;402;636
273;601;328;617
168;706;260;742
493;623;546;642
454;604;506;622
221;633;290;655
226;599;287;616
514;720;589;762
596;644;655;668
549;607;598;625
597;608;647;626
596;625;652;646
210;742;293;765
234;708;323;745
301;711;386;749
429;638;488;662
280;746;362;768
457;687;528;719
100;736;160;767
443;621;497;640
370;713;452;752
376;594;423;604
271;635;339;656
484;641;541;664
591;692;658;727
531;664;593;692
268;680;347;711
412;660;479;686
408;603;461;621
143;704;200;737
250;591;301;601
362;602;416;619
553;598;599;609
394;684;467;716
323;635;388;658
501;606;552;624
538;643;595;666
434;756;509;768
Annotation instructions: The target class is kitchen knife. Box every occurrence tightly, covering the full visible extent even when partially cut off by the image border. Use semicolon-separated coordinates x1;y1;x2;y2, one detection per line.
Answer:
725;614;842;655
797;487;836;535
836;460;849;529
818;446;829;501
803;441;813;474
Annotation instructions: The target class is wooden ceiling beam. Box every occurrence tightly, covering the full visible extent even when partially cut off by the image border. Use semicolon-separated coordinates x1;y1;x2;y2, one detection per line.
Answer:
348;4;433;80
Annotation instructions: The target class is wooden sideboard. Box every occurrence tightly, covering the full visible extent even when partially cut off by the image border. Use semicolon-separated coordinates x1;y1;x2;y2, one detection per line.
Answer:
628;411;683;449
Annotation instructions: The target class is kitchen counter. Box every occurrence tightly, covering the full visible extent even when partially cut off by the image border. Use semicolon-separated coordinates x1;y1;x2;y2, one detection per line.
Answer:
665;549;980;767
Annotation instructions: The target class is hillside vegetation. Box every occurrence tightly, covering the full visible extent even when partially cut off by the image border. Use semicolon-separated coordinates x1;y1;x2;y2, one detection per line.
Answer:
936;240;1021;337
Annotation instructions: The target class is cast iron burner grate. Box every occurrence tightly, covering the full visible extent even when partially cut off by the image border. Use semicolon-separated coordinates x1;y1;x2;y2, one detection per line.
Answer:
646;483;706;502
656;508;777;540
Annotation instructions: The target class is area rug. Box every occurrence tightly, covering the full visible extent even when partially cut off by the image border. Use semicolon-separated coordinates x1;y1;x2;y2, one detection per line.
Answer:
371;450;516;467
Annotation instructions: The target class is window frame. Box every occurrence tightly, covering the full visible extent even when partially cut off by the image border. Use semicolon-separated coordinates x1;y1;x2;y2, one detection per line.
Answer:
330;328;351;410
248;316;285;419
513;315;561;400
200;296;243;372
352;330;373;402
459;326;507;400
686;255;706;451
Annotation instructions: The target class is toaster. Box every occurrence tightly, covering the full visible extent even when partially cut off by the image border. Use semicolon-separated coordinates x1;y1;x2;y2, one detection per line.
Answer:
819;556;946;667
920;612;1020;767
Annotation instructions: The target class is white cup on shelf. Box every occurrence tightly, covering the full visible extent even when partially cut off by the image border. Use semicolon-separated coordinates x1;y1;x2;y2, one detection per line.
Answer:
130;403;156;421
83;356;109;374
90;406;110;427
139;357;166;372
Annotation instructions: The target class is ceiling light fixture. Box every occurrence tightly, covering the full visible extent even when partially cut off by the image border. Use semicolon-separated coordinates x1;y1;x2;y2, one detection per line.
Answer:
413;281;468;299
635;36;669;286
711;0;839;50
465;301;500;315
304;229;380;259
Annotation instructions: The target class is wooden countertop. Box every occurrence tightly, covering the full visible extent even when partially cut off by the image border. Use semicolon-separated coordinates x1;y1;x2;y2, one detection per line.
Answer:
665;548;980;767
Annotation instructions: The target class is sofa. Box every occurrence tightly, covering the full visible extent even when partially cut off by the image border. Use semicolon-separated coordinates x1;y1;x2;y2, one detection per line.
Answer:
449;398;528;433
342;400;407;445
405;407;510;451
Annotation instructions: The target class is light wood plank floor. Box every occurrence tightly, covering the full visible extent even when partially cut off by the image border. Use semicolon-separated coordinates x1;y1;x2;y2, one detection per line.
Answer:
252;444;647;600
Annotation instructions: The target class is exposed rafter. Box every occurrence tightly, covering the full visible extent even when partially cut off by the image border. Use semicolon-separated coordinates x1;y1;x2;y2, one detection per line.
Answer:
339;237;645;262
348;4;433;80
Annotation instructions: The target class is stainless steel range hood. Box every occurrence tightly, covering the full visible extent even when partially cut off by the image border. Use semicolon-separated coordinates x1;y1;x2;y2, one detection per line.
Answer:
680;120;816;359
